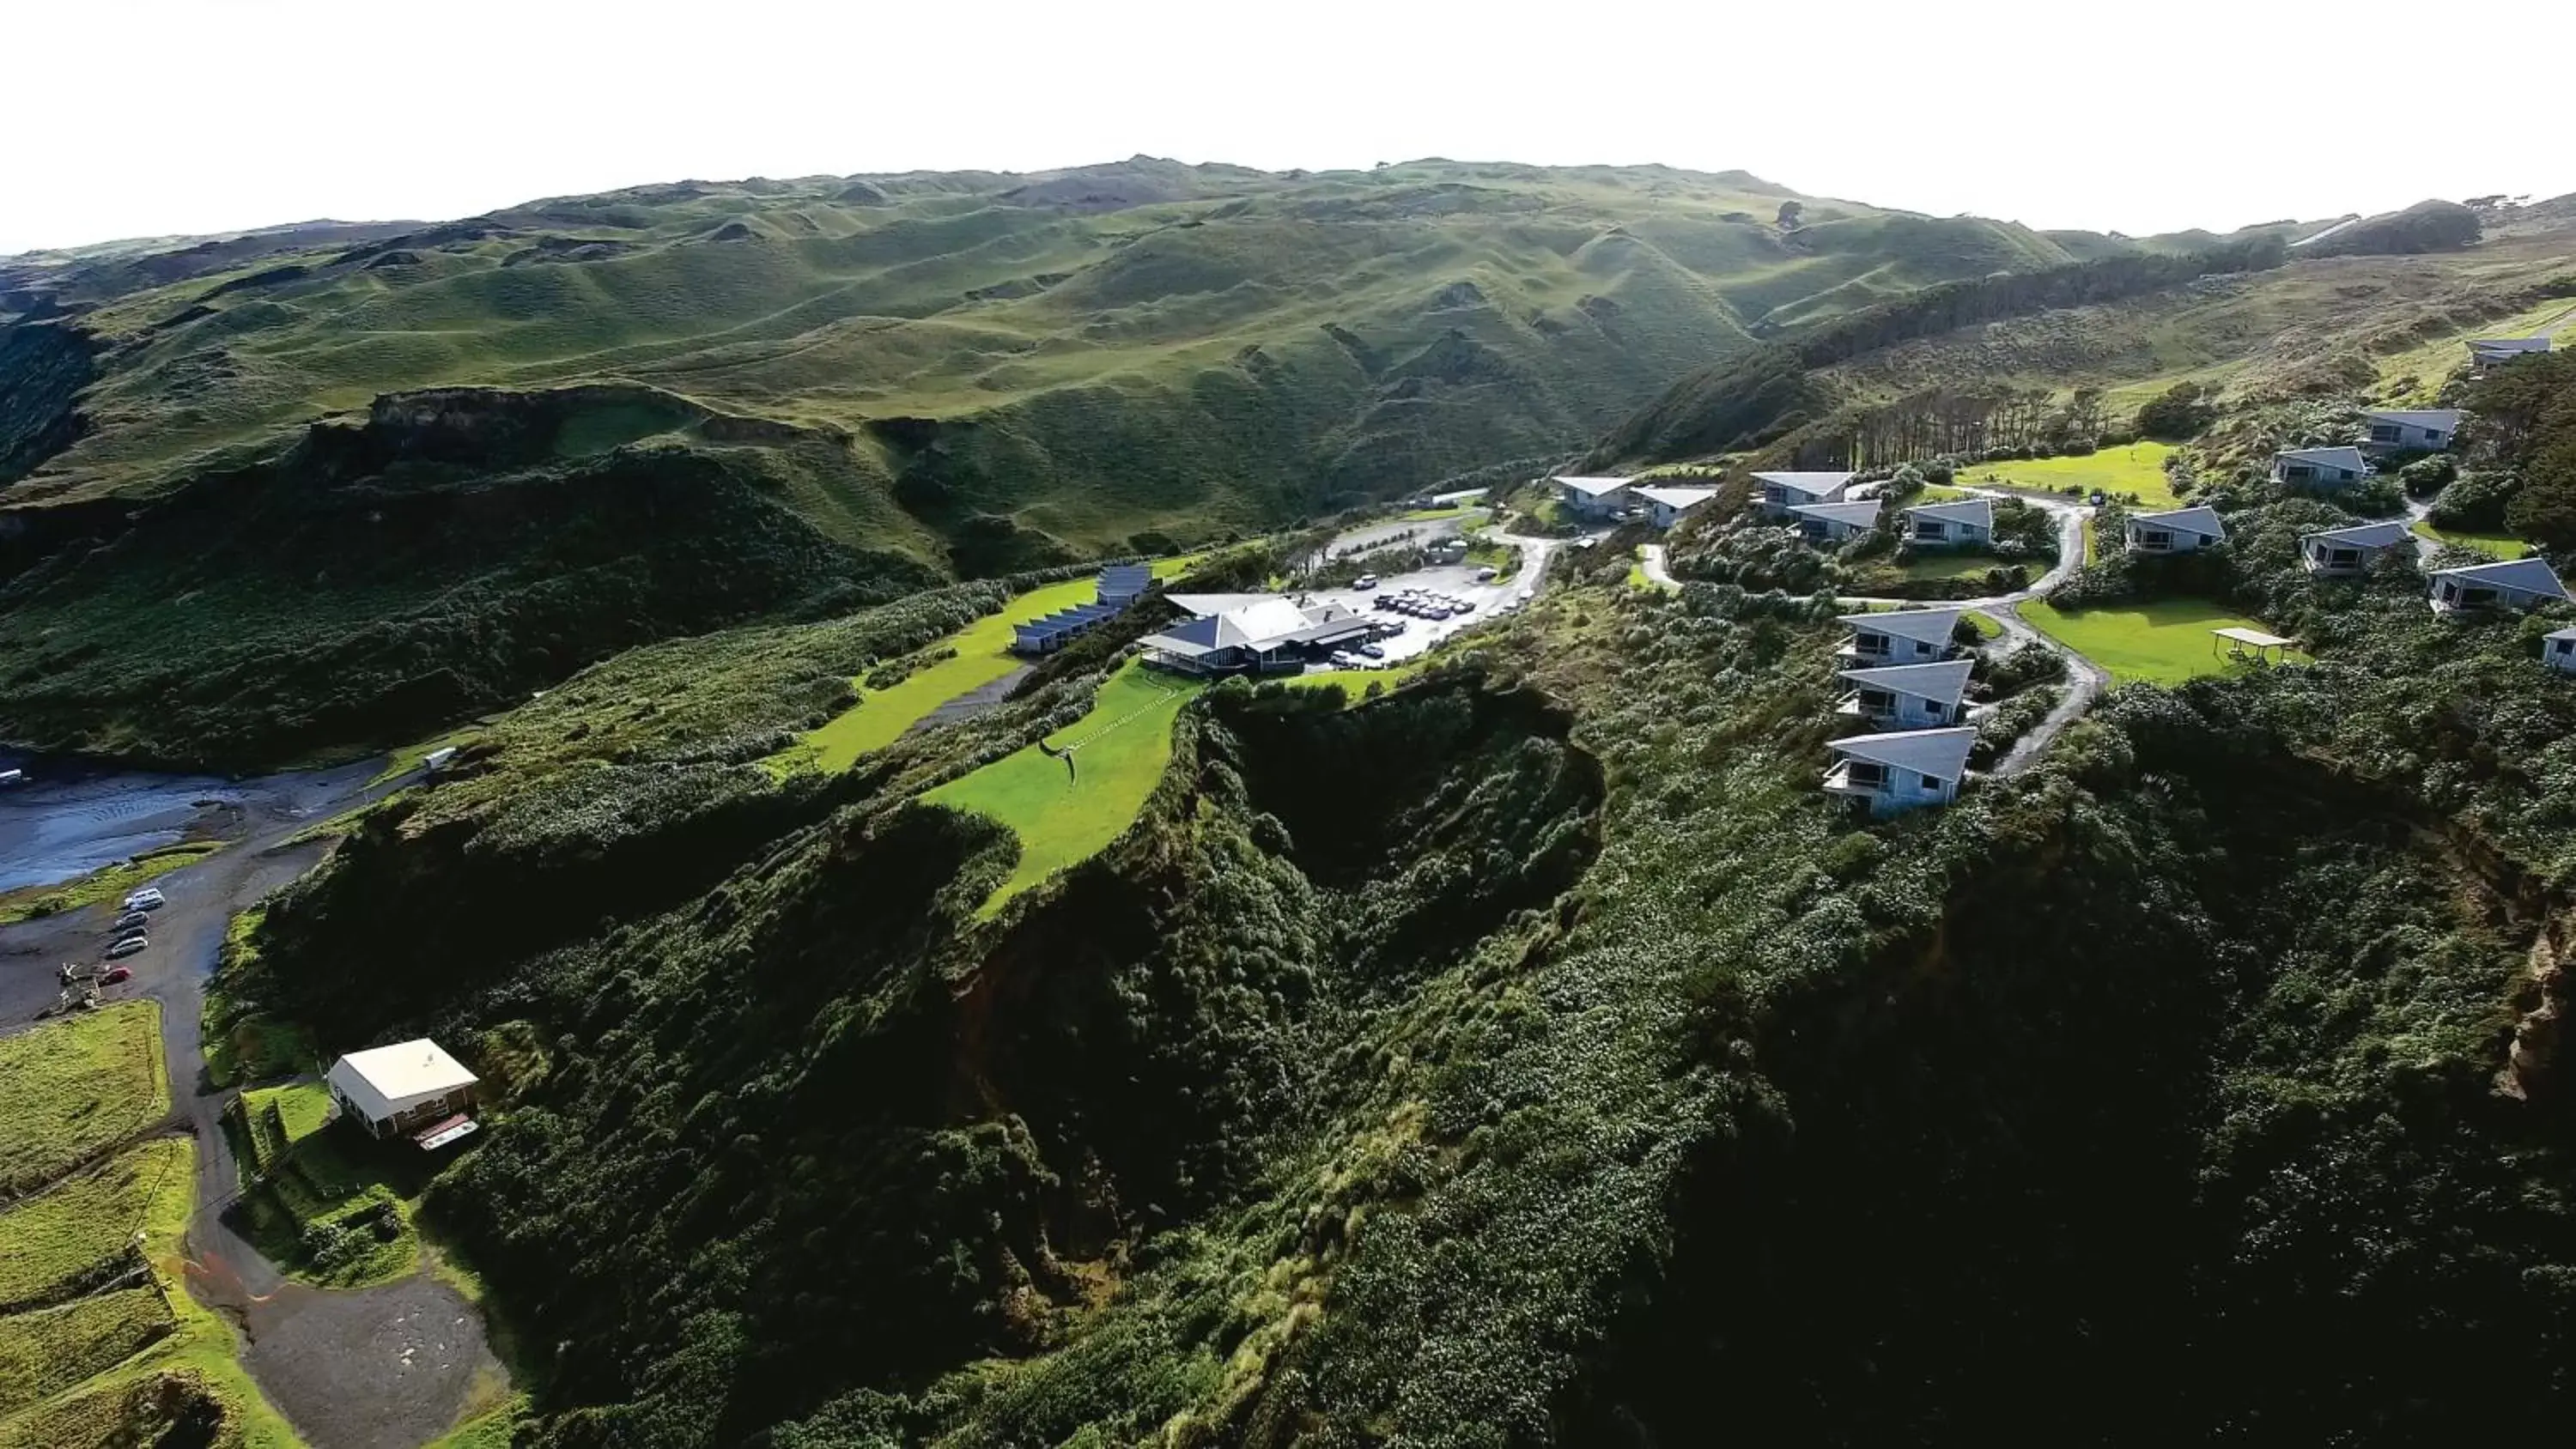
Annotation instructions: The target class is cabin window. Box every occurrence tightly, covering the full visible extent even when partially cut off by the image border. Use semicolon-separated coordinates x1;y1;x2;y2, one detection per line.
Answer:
1859;689;1894;711
1844;761;1887;788
2555;639;2573;656
2370;424;2401;443
2329;549;2360;567
1918;521;1947;538
2142;529;2172;547
1920;773;1947;792
1914;640;1935;657
1925;701;1948;721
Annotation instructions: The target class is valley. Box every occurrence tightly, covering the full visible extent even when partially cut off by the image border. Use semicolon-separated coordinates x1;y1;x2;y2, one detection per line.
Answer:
2;161;2574;1447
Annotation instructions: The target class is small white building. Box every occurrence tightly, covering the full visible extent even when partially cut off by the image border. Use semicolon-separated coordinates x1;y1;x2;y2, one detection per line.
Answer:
2426;557;2570;616
2469;336;2551;367
1824;726;1978;815
1633;485;1720;530
2271;446;2368;489
2126;505;2227;554
1837;659;1975;731
2300;520;2414;576
2544;627;2576;676
1903;497;1995;548
1838;607;1965;665
1552;476;1636;520
1788;498;1883;543
2361;409;2463;454
325;1040;479;1142
1753;470;1856;518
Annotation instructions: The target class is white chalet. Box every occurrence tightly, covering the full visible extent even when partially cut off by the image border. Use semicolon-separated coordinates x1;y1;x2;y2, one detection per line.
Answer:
1552;476;1636;520
2545;627;2576;676
326;1040;479;1142
1634;485;1720;530
1902;497;1994;548
2271;446;2368;489
2300;520;2413;577
2361;409;2462;454
2426;557;2570;616
1788;498;1884;543
1753;470;1856;518
2469;336;2551;367
1824;726;1978;815
2126;506;2227;554
1838;607;1965;665
1837;659;1975;731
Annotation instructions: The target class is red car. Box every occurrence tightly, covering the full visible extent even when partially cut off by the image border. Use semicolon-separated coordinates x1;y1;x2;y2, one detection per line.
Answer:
100;966;132;985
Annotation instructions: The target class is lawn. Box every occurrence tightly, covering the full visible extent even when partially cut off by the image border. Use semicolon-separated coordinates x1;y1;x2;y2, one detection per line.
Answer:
923;660;1206;912
2023;598;2309;688
1400;505;1485;523
0;1140;189;1308
1966;442;2184;509
796;556;1200;772
1275;660;1431;706
0;843;222;927
2410;520;2530;561
1965;611;2005;641
225;1081;422;1288
0;1003;169;1197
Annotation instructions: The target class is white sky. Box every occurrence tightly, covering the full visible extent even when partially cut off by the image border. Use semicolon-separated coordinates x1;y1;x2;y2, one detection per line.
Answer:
7;0;2574;256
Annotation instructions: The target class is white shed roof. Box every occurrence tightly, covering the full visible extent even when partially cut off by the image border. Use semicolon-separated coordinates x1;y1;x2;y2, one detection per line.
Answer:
2303;520;2413;550
2427;556;2568;598
1552;475;1635;498
327;1040;477;1123
1789;499;1884;529
1827;725;1978;776
1753;470;1856;500
2470;336;2550;354
2130;506;2227;539
1904;498;1994;529
1837;658;1975;704
1634;485;1720;512
2277;446;2367;471
2362;409;2462;429
2547;627;2576;642
1838;606;1964;646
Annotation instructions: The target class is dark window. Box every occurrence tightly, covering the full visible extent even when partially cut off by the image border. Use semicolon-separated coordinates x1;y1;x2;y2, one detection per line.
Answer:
1920;773;1947;791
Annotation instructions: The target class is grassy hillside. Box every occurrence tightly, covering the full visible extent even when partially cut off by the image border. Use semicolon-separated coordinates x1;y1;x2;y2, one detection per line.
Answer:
2;159;2172;767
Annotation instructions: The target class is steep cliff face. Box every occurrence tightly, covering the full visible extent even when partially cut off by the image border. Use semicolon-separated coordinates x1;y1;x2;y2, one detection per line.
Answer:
0;319;94;487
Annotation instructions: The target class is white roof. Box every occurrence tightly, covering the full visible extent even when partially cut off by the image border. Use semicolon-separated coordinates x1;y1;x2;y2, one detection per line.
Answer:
2362;409;2461;429
1752;470;1856;501
1904;498;1994;529
1837;658;1974;704
1552;475;1635;498
327;1040;477;1122
2129;505;2227;539
2427;556;2568;598
2470;336;2550;354
1828;725;1978;776
1142;597;1333;657
1634;485;1720;512
2548;627;2576;642
2303;520;2412;549
1837;606;1963;646
2276;446;2366;471
1430;486;1489;504
2212;626;2294;648
1164;591;1277;618
1789;499;1884;528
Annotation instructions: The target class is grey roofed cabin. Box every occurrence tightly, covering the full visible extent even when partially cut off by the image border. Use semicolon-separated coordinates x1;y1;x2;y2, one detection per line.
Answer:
1788;498;1883;542
1837;606;1965;664
1823;725;1978;815
1902;497;1994;546
1633;484;1720;530
2425;556;2569;615
1836;658;1974;731
2300;519;2412;576
2125;505;2226;554
2360;409;2461;452
2270;446;2367;488
1752;470;1856;517
1551;475;1637;519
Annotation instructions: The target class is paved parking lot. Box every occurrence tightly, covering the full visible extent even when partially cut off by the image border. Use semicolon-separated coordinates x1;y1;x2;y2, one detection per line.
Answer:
1303;534;1563;669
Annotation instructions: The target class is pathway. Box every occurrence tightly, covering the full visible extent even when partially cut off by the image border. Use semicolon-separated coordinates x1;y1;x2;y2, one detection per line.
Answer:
1638;543;1677;588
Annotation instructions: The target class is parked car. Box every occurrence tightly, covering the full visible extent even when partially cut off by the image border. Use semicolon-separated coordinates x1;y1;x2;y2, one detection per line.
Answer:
105;937;148;960
1474;566;1499;581
124;888;165;912
1358;643;1386;659
1422;607;1452;621
1353;573;1378;590
100;966;132;986
111;925;149;947
112;911;149;932
1451;599;1476;612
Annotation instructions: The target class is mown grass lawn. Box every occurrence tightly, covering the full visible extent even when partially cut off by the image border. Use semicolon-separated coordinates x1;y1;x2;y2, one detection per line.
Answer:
2409;520;2530;560
924;660;1206;912
0;1003;168;1197
0;843;222;927
0;1139;189;1308
798;557;1200;772
1967;441;2184;509
1965;611;2005;641
2024;598;2310;687
1274;660;1431;705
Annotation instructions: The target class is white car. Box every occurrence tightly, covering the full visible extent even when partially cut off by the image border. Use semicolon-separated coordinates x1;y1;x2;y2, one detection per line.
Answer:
105;936;149;960
124;888;166;912
1353;573;1378;590
1474;566;1498;582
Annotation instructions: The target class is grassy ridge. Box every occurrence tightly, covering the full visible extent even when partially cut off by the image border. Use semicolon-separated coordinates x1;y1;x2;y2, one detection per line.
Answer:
0;1141;188;1309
